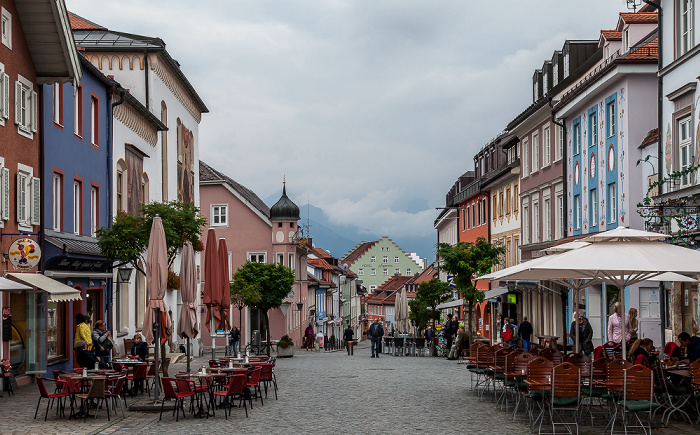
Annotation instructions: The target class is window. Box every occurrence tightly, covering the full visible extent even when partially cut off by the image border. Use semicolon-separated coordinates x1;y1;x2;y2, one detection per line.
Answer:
563;52;570;77
392;256;398;263
523;205;529;244
394;268;400;275
544;198;551;241
116;160;125;212
371;269;376;276
211;204;228;226
382;256;388;263
117;279;129;333
482;198;487;223
492;195;497;222
370;256;376;263
677;0;695;57
90;186;98;237
73;85;83;137
53;83;63;126
608;184;617;223
462;207;466;231
573;121;581;155
590;189;597;228
513;184;519;212
15;75;37;137
533;201;540;242
472;203;476;226
679;117;693;186
623;29;630;52
499;191;504;217
553;59;559;86
52;173;62;231
533;80;539;101
574;195;581;229
589;111;597;148
276;253;284;266
532;131;539;173
556;125;564;161
16;164;39;228
47;301;66;361
90;95;99;147
556;194;564;238
543;126;551;166
477;201;481;225
1;7;11;49
522;138;530;174
73;180;81;235
248;252;266;263
506;188;511;214
406;269;411;276
288;253;295;271
383;269;388;276
606;100;616;138
358;268;364;276
141;173;149;208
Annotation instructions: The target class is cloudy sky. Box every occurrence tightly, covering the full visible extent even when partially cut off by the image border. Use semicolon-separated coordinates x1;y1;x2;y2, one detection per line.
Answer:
67;0;633;255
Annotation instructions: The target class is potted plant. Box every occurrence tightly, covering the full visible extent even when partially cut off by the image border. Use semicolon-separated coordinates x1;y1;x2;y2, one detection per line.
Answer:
276;334;294;358
167;270;180;291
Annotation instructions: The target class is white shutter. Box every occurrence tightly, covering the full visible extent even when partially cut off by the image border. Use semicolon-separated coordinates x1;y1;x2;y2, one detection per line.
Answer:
30;91;37;132
16;173;22;223
31;177;40;226
1;167;8;221
14;81;21;125
2;74;9;119
0;70;4;118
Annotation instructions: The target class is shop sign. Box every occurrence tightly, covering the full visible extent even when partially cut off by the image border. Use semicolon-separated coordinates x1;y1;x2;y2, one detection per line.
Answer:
8;237;41;270
2;307;9;319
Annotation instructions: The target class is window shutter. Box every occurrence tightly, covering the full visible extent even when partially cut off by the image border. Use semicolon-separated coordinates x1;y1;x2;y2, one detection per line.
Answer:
31;176;40;226
2;74;9;119
30;91;37;132
0;70;4;118
16;173;22;223
14;81;21;125
1;167;8;221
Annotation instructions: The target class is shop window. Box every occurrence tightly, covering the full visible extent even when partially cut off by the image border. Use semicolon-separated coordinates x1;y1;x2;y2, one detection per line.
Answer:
47;301;67;362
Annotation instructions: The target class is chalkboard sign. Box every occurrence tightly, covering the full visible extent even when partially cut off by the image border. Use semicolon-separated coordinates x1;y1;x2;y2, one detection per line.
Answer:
2;316;10;342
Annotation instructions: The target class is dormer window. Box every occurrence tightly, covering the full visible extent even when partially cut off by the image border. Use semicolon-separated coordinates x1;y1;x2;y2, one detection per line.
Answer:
563;53;570;78
543;72;548;93
605;45;610;59
623;29;629;52
552;59;559;86
533;81;538;101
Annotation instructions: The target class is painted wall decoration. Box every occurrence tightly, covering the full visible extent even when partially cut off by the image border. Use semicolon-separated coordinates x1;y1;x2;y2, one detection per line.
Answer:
178;123;195;205
665;123;672;175
125;147;144;215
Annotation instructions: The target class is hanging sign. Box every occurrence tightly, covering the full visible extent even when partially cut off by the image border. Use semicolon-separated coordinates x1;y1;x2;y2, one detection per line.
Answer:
8;237;41;270
2;307;9;319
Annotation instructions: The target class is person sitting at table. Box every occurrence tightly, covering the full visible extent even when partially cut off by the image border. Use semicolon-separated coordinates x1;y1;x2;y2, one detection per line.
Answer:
75;340;100;368
678;332;700;364
447;326;469;360
131;333;148;361
630;338;657;368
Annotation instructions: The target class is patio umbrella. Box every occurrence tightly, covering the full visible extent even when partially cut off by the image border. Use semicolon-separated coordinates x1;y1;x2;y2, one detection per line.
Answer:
218;238;232;333
142;216;170;402
395;289;410;334
202;228;220;344
178;241;198;374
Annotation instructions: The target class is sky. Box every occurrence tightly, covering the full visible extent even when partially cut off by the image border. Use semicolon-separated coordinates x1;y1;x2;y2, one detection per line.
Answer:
66;0;635;258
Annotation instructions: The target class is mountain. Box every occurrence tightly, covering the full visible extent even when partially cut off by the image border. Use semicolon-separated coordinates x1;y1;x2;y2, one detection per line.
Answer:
263;195;434;263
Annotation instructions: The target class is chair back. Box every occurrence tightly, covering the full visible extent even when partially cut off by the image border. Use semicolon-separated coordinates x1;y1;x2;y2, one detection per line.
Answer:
64;377;82;394
247;367;262;386
526;356;554;389
147;362;157;376
254;363;274;382
86;377;106;399
112;362;123;372
36;375;50;398
603;341;620;360
540;347;563;365
493;347;512;370
107;376;126;396
590;358;609;383
132;363;148;380
690;360;700;393
208;359;220;368
468;343;484;363
227;374;246;395
173;378;194;393
513;352;536;376
504;349;524;376
623;365;653;402
551;362;580;400
564;352;592;378
477;345;496;368
52;369;60;380
529;343;544;354
161;377;177;399
606;358;632;390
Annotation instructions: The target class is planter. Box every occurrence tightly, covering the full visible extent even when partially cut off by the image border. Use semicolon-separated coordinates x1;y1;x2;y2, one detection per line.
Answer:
277;345;294;358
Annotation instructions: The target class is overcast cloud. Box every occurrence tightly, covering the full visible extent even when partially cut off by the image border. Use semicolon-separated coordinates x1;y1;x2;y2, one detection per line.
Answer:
67;0;632;243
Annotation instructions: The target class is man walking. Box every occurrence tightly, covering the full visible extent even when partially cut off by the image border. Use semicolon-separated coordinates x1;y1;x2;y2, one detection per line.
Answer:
368;319;384;358
344;325;354;356
518;317;533;351
444;314;455;351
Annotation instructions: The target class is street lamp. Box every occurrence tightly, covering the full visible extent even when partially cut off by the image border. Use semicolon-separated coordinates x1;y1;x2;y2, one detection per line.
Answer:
118;267;133;283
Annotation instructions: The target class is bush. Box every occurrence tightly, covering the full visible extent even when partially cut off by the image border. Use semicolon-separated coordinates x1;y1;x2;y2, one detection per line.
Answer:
278;335;294;348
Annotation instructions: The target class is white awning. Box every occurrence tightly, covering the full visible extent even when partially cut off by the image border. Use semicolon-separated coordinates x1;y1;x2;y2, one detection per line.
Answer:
436;299;464;310
8;273;83;302
483;287;509;300
0;276;32;293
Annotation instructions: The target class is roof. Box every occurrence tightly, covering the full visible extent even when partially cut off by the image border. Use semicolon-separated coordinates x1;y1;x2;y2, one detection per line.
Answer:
639;128;659;148
601;30;622;41
342;241;377;265
619;12;658;25
308;258;333;270
199;161;270;218
620;37;658;61
308;246;331;258
69;13;208;114
44;230;104;257
269;184;300;221
377;275;414;291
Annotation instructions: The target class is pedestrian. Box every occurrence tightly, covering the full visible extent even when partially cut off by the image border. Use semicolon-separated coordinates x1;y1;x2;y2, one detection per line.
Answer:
323;332;329;351
501;317;513;344
229;326;240;357
344;325;354;355
304;323;315;351
447;326;469;360
74;313;93;350
444;314;454;351
509;318;518;346
92;320;113;368
607;302;631;344
569;310;594;358
628;308;638;341
368;319;384;358
518;317;533;351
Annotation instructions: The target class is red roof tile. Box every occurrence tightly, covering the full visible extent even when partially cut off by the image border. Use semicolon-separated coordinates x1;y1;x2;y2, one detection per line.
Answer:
308;258;333;270
619;12;658;24
621;37;658;61
601;30;622;41
377;275;414;291
68;12;104;30
640;128;659;148
342;241;377;264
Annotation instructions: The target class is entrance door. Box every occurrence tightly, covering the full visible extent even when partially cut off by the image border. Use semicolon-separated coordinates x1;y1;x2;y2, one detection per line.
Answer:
588;292;603;346
85;288;103;324
638;287;661;344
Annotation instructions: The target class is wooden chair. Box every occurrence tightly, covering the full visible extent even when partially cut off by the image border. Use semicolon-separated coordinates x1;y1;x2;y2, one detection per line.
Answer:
545;362;581;435
539;347;563;365
529;343;544;354
610;365;659;434
213;374;248;419
467;343;489;393
34;375;69;421
160;377;195;421
564;352;591;378
465;342;481;369
581;357;609;423
75;377;109;421
523;356;554;431
489;347;514;403
602;341;620;360
500;349;524;411
690;360;700;425
510;352;536;421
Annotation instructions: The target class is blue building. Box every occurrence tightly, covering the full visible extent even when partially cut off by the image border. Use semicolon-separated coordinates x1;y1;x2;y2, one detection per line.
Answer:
41;55;115;371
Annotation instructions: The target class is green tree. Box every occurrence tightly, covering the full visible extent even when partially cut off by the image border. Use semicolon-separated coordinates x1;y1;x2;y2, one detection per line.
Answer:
437;238;505;341
232;261;295;355
96;201;206;273
408;298;432;331
230;276;262;332
411;278;451;355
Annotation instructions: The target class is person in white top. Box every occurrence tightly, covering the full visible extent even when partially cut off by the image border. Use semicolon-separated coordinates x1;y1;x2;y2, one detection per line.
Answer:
607;302;631;344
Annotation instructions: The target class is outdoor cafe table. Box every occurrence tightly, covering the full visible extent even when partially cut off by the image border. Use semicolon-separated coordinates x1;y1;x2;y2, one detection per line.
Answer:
60;374;110;418
175;372;218;418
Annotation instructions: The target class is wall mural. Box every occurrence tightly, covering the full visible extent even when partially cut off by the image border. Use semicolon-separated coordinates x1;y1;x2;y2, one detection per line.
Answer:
125;147;144;215
178;123;195;205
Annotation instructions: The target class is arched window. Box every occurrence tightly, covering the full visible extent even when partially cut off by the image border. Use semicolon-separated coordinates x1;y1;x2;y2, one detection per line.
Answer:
141;172;149;209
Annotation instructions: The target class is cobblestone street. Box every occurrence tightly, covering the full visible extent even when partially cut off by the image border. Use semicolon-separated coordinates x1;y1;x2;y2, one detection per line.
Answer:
0;343;696;434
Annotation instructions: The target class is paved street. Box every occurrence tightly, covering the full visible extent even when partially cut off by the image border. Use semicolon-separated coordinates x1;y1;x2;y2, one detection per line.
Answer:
0;342;697;434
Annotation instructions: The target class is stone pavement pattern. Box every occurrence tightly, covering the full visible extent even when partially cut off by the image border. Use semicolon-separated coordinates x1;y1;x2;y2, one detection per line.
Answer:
0;343;696;434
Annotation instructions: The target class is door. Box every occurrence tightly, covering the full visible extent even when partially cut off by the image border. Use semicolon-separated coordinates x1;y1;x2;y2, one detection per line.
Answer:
588;292;603;346
638;287;661;345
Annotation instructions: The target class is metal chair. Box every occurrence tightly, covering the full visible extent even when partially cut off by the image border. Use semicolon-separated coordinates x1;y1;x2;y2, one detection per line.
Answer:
34;375;69;421
610;365;659;434
545;362;581;435
689;360;700;425
523;356;553;431
653;361;692;425
212;374;248;419
75;377;109;421
160;377;195;421
104;376;127;417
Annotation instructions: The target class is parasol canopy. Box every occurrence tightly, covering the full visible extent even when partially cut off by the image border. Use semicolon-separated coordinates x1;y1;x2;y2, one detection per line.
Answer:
218;237;231;331
142;216;171;345
177;241;198;339
203;228;220;329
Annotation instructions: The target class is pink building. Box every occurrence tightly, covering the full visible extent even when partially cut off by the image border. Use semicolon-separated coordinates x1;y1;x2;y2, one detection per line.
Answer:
199;161;309;351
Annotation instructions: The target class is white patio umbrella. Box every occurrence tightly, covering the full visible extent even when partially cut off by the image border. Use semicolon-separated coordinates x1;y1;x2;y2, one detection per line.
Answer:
490;227;700;359
394;289;410;333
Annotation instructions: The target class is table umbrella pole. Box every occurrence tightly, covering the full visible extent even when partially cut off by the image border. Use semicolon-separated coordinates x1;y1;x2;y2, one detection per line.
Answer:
186;337;191;374
211;315;216;360
154;308;161;403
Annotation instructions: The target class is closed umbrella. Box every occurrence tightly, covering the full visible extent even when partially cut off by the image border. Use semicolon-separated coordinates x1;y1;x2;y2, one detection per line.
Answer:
218;238;232;333
142;216;170;402
203;228;220;360
178;241;198;374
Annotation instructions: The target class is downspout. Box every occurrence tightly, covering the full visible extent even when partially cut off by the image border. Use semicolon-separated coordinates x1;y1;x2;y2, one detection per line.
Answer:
38;85;45;275
144;50;149;110
108;87;125;332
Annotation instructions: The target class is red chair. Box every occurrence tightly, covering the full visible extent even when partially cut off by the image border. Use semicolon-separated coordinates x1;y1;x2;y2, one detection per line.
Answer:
208;359;220;368
213;374;248;419
126;363;148;396
173;377;205;416
105;376;127;417
245;367;264;408
160;377;195;421
254;363;278;400
34;375;69;421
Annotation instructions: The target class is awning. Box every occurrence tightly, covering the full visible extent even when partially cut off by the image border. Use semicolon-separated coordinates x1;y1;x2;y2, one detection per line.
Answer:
43;270;113;279
0;277;32;293
436;299;464;310
483;287;509;300
7;273;83;302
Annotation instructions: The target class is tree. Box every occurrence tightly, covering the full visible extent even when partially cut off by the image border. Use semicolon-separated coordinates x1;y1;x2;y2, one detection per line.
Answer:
230;276;262;332
96;201;206;274
437;238;505;341
232;261;295;355
408;298;432;331
412;278;451;355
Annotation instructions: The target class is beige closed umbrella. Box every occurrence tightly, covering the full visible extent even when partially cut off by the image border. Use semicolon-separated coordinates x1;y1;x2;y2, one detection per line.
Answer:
142;216;170;402
178;241;198;373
